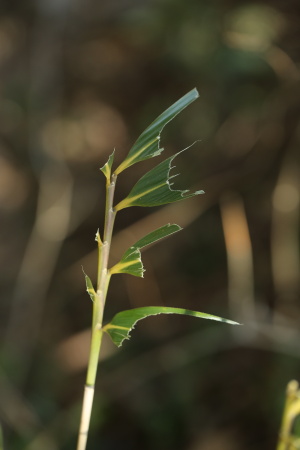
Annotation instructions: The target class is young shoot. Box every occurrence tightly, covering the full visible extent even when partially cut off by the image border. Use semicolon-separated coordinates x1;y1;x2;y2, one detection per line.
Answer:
76;89;239;450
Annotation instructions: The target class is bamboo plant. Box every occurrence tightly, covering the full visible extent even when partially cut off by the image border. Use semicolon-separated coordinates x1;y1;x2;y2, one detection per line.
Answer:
76;88;239;450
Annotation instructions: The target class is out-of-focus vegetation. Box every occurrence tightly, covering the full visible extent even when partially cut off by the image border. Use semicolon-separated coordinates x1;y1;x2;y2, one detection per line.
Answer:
277;380;300;449
0;0;299;449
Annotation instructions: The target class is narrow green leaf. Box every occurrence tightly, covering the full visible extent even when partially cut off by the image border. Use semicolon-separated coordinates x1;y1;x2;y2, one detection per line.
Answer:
103;306;240;347
82;268;97;302
100;150;115;180
114;89;199;174
115;146;204;211
110;224;182;277
122;224;182;257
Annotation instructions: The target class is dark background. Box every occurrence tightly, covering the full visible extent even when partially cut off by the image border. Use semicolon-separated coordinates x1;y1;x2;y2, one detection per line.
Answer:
0;0;300;449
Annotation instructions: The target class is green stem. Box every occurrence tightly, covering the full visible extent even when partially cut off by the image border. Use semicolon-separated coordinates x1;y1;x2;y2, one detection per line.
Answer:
86;300;104;385
76;173;117;450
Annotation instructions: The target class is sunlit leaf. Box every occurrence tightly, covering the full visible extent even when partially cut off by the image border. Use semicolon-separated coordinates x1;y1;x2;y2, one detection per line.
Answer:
114;89;199;175
100;150;115;181
115;147;204;211
103;306;240;347
110;224;182;277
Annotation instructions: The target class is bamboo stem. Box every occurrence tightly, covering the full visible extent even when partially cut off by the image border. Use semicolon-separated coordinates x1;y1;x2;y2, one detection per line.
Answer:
77;385;95;450
76;172;117;450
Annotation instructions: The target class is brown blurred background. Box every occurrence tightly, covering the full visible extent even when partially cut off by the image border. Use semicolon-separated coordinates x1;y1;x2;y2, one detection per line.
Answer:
0;0;300;449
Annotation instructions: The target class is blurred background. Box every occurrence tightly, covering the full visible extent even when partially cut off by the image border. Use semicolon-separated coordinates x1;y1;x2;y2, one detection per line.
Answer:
0;0;300;449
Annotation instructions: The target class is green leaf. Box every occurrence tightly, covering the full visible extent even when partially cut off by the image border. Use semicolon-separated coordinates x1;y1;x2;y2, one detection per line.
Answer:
103;306;240;347
110;224;182;277
115;147;204;211
82;268;97;302
114;89;199;175
100;150;115;180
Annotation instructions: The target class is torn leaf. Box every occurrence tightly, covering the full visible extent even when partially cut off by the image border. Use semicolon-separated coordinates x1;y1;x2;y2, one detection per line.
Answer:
103;306;240;347
114;146;204;211
110;224;182;277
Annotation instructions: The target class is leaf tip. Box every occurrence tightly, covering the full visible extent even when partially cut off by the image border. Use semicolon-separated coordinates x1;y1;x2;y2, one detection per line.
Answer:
95;229;102;244
192;87;200;98
100;150;115;180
